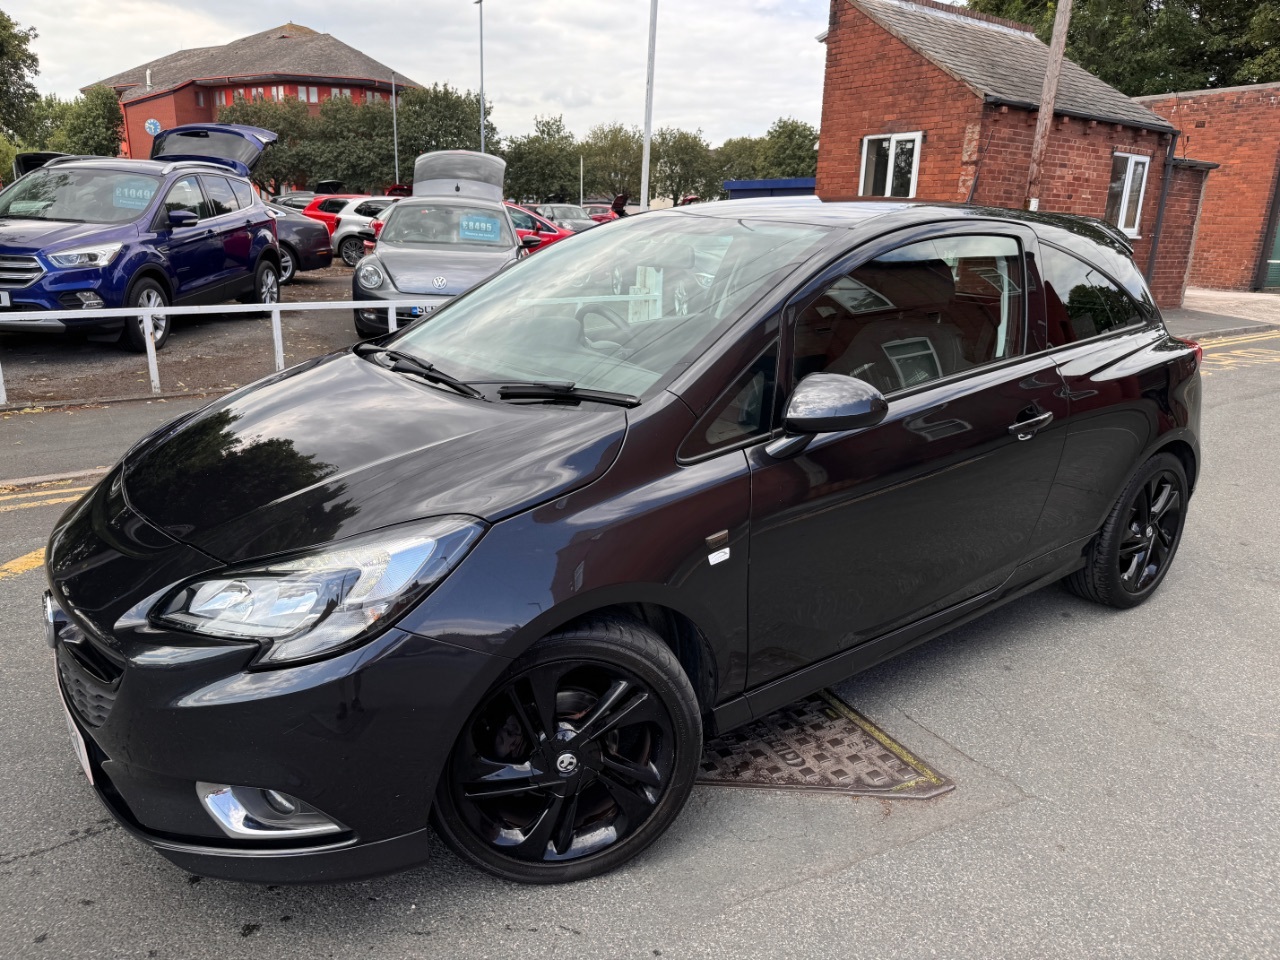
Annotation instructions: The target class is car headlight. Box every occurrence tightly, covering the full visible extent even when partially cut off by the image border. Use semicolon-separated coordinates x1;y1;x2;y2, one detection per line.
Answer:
357;261;385;289
47;242;123;269
152;516;485;666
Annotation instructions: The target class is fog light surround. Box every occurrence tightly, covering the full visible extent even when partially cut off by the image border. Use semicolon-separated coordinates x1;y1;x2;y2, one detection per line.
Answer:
75;291;105;308
196;782;346;840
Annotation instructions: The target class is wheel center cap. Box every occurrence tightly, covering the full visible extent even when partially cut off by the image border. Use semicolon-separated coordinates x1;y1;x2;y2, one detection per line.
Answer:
1145;526;1154;537
556;752;579;775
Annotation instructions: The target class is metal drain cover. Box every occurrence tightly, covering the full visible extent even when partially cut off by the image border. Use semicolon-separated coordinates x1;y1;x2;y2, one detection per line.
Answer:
698;690;953;799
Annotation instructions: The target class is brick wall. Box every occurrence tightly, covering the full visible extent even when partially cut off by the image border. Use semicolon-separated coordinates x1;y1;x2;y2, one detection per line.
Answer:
1147;163;1212;307
1140;85;1280;290
816;0;983;201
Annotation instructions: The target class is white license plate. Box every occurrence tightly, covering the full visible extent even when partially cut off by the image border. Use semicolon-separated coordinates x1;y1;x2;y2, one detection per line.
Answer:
0;291;10;308
59;688;94;785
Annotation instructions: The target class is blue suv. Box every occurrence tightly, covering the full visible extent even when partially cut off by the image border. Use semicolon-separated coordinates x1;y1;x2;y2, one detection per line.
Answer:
0;124;281;351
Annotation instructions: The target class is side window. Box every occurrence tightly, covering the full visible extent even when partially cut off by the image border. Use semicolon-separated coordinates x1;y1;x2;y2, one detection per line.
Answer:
681;342;779;459
1041;245;1146;346
162;176;210;220
201;176;240;216
793;235;1025;395
230;180;254;209
508;208;535;231
354;200;390;218
321;198;347;213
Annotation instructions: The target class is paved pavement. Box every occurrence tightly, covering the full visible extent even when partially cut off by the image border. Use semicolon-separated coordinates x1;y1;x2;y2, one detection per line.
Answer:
1163;287;1280;340
0;332;1277;959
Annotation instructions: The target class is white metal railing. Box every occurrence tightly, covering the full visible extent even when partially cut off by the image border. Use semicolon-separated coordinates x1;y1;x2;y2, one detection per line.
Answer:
0;299;431;405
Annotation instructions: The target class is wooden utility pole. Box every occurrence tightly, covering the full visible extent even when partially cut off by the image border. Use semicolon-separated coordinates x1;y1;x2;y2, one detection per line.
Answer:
1025;0;1074;210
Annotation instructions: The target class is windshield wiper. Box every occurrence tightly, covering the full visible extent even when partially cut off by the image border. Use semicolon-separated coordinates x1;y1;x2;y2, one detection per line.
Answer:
354;344;485;400
492;381;640;408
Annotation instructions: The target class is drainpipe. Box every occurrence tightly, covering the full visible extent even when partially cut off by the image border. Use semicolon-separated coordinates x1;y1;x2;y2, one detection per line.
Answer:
1144;131;1179;282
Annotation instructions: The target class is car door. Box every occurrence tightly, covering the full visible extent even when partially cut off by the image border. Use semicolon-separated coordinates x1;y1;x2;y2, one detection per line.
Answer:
744;225;1069;688
199;175;253;294
155;175;217;303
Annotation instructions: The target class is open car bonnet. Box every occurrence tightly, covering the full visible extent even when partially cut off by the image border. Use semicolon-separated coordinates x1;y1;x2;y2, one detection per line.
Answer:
149;124;277;177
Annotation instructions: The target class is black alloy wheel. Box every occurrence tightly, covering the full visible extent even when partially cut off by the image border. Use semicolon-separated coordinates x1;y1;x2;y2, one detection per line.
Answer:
340;236;365;267
433;619;701;883
1067;452;1188;608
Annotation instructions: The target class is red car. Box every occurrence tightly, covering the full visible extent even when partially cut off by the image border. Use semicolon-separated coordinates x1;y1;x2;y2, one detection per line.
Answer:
583;203;619;223
505;202;574;253
301;194;369;236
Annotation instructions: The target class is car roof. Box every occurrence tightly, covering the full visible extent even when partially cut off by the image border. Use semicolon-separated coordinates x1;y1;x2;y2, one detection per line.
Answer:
671;197;1135;257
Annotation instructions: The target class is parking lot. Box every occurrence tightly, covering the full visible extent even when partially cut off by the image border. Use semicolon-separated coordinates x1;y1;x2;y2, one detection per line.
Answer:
1;332;1277;958
0;266;356;406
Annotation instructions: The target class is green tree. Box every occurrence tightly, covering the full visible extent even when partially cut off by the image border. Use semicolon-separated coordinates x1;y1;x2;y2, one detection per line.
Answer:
0;10;39;142
307;96;396;193
503;115;578;202
217;96;316;193
395;83;497;171
966;0;1280;94
19;93;71;150
759;118;818;178
48;86;123;157
580;122;642;200
0;136;17;182
716;135;766;183
652;127;714;204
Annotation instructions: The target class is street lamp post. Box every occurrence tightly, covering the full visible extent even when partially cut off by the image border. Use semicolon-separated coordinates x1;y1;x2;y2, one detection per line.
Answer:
391;72;400;184
476;0;486;154
640;0;658;211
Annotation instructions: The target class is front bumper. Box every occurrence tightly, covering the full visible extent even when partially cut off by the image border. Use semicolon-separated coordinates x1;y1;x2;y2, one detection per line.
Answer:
351;283;450;334
0;267;126;333
51;603;505;882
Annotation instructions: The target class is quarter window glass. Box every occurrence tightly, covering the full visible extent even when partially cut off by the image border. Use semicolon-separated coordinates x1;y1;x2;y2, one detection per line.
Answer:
794;235;1024;394
230;180;253;209
162;176;210;220
321;198;346;213
354;200;390;218
683;343;779;458
1041;246;1146;345
201;176;240;216
508;208;535;231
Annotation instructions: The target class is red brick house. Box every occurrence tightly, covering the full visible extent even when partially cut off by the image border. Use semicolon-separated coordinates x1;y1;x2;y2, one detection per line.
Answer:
86;24;419;165
1138;84;1280;291
816;0;1216;307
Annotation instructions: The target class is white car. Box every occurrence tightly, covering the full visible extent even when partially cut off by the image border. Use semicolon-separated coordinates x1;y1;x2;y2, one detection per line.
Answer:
332;196;400;266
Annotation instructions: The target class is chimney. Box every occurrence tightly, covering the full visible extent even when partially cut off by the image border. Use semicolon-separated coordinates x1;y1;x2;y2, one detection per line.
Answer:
145;69;153;91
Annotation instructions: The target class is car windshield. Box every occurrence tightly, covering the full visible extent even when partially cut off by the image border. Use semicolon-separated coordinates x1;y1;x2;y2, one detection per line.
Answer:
545;205;590;220
0;168;161;224
389;211;832;398
381;200;514;249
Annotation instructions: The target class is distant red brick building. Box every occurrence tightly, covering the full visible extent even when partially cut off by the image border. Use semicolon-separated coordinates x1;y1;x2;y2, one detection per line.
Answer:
816;0;1216;308
85;23;418;166
1138;84;1280;291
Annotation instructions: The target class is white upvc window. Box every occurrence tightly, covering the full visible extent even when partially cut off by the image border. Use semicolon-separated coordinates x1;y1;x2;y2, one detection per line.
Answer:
270;85;286;101
306;86;319;103
1105;152;1150;238
859;131;922;198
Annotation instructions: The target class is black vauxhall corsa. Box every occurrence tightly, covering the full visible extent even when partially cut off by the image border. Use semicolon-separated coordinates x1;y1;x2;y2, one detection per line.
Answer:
44;198;1202;885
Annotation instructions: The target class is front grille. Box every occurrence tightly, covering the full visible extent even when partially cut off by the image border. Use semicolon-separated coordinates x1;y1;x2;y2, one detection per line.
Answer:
0;255;44;289
57;641;121;728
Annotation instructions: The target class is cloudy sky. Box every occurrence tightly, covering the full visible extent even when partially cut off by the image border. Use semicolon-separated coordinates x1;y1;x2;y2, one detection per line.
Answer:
8;0;832;146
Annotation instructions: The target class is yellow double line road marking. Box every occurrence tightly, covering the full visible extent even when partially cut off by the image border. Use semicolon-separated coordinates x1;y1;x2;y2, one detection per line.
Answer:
0;548;45;582
1200;330;1280;350
0;486;90;514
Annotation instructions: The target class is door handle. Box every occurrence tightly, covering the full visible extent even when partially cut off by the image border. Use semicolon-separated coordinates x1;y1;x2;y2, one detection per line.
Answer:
1008;411;1054;441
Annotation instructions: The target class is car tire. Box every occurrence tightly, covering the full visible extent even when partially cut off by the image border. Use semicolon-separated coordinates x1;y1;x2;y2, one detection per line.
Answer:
433;616;702;884
278;243;297;284
339;236;365;268
118;278;172;352
1065;452;1189;609
237;259;280;317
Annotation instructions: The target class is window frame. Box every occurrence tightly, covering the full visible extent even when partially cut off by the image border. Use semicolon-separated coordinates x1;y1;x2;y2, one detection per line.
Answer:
781;222;1036;406
678;337;782;464
1106;152;1150;239
858;131;923;199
